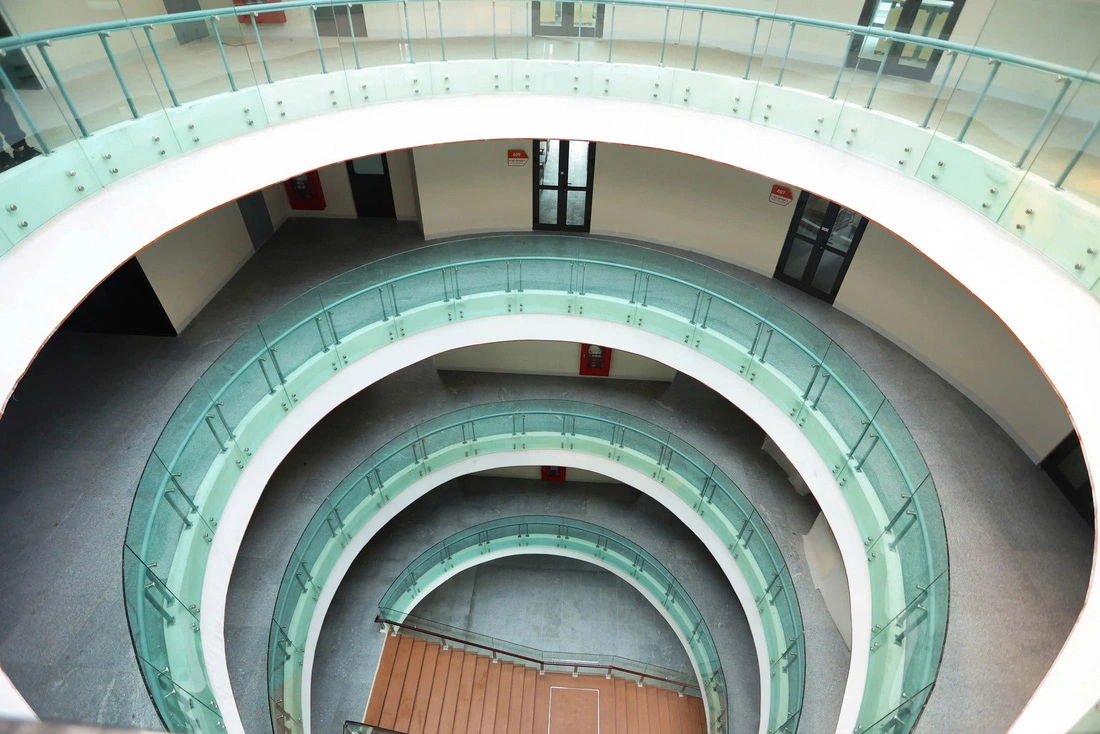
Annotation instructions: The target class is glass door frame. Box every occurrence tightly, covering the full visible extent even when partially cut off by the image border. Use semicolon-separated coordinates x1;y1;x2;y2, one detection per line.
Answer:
773;191;868;304
532;139;597;233
531;2;606;38
846;0;966;82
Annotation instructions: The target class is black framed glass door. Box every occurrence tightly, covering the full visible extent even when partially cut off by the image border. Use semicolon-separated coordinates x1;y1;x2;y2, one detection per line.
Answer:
774;192;867;303
532;2;605;37
533;140;596;232
847;0;965;81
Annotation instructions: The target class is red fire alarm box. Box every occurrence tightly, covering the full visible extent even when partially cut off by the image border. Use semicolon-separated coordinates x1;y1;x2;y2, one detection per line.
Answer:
284;171;327;211
541;466;567;482
234;0;287;24
579;344;612;376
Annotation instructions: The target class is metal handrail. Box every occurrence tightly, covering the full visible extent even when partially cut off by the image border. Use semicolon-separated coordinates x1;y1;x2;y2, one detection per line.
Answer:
1;0;1096;86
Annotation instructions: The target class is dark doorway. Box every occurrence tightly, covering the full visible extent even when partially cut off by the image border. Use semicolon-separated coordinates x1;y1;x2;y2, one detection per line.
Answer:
314;5;367;37
532;2;605;37
774;191;867;304
346;155;397;219
847;0;966;81
162;0;211;45
1042;433;1093;521
61;258;176;336
533;140;595;232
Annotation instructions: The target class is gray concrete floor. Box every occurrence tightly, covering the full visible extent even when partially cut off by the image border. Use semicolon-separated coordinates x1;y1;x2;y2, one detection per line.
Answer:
0;217;1091;734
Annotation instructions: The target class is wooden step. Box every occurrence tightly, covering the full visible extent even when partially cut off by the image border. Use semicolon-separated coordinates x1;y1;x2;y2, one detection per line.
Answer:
688;695;707;733
479;655;503;733
493;662;515;734
437;647;467;734
422;647;454;733
614;679;628;734
364;632;399;725
531;669;550;734
379;635;415;728
623;680;641;734
453;651;479;733
505;663;525;732
633;682;650;734
394;638;428;732
519;667;537;734
465;655;491;734
407;642;440;734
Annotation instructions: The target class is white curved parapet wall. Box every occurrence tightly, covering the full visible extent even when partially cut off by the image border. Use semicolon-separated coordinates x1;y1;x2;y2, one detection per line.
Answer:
0;95;1095;730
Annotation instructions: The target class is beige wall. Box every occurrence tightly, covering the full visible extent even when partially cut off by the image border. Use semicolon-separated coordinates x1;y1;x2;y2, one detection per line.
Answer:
261;181;293;231
591;145;796;276
136;200;254;332
434;342;676;381
413;140;533;238
835;222;1071;460
387;149;420;222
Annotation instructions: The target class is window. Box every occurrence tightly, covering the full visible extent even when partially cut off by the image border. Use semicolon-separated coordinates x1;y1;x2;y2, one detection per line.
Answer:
847;0;966;81
774;192;868;304
533;140;596;232
531;2;605;38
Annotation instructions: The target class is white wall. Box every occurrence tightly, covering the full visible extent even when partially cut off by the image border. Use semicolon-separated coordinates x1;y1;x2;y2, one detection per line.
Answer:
386;149;420;222
433;341;677;381
413;140;533;238
592;144;797;276
835;222;1071;460
135;200;254;332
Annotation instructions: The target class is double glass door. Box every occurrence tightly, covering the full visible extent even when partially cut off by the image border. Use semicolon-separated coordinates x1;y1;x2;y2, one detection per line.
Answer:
532;2;605;37
534;140;595;232
774;192;867;303
848;0;966;81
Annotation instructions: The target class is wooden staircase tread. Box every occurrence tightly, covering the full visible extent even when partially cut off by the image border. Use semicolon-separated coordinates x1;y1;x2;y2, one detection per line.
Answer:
645;686;662;734
379;634;415;728
531;669;551;734
363;632;399;725
453;651;479;733
437;648;468;734
506;664;526;732
614;679;628;734
479;657;503;733
493;662;515;734
624;680;641;734
465;656;491;734
519;667;537;734
394;638;428;732
421;647;453;734
634;682;651;734
407;642;440;734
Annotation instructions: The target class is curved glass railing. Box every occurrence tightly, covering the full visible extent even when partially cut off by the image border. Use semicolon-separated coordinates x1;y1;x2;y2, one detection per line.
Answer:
123;234;947;734
0;1;1096;293
269;404;795;733
373;516;727;726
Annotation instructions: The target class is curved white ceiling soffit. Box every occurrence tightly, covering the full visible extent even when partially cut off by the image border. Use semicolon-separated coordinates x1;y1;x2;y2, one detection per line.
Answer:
0;94;1093;730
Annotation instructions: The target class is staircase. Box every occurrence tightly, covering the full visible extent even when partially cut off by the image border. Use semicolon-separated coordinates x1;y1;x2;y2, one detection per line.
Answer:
362;633;708;734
